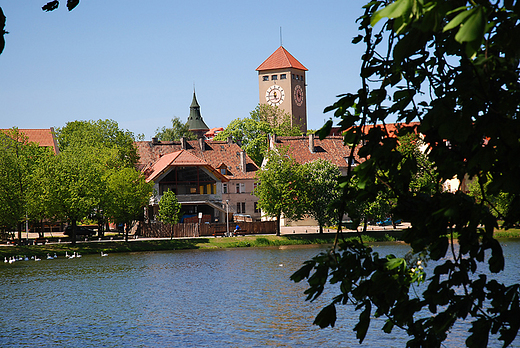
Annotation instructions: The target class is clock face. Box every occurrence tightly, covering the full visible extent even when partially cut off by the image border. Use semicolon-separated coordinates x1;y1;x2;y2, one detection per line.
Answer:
294;85;304;106
265;85;285;106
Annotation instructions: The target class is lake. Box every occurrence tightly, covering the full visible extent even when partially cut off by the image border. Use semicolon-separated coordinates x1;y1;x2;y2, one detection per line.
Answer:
1;241;520;347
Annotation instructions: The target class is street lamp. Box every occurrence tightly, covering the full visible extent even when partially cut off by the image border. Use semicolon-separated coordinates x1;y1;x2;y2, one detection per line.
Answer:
226;199;229;237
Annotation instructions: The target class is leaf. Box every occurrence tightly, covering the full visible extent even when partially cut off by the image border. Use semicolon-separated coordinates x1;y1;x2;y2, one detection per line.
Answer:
354;302;371;343
42;1;59;12
454;7;485;44
371;0;412;27
67;0;80;11
443;7;473;32
317;120;333;140
313;303;337;328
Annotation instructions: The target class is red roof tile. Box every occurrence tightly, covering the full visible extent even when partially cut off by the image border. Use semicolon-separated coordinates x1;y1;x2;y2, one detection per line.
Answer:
145;150;228;183
136;139;259;180
1;128;59;154
256;46;308;72
271;135;361;172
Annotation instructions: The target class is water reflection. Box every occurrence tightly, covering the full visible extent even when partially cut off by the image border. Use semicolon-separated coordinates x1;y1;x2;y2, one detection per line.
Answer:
1;242;519;347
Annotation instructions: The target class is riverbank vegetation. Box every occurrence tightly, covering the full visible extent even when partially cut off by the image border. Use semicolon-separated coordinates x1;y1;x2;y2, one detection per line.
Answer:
0;233;401;259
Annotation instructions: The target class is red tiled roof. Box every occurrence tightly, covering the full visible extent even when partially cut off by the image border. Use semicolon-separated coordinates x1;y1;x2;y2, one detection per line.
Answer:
271;135;361;170
1;128;59;154
145;149;228;183
256;46;308;72
136;140;259;180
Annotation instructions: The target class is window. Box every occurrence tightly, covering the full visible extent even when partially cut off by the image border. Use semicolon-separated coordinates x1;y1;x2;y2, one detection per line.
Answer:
300;75;304;81
253;182;258;193
235;183;245;193
242;202;246;214
220;168;226;175
222;183;228;194
271;75;278;80
262;75;269;81
254;202;260;214
280;74;287;79
237;202;246;214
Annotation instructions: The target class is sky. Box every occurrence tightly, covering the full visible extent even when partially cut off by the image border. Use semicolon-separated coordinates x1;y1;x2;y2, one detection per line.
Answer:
0;0;366;140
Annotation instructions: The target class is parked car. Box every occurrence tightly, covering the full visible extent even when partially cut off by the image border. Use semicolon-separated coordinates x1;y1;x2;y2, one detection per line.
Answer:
64;225;96;236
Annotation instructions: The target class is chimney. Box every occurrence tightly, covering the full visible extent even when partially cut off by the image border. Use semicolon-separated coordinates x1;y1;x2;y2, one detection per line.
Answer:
152;137;159;145
180;137;187;150
199;137;205;152
227;136;233;144
309;133;315;153
239;151;247;173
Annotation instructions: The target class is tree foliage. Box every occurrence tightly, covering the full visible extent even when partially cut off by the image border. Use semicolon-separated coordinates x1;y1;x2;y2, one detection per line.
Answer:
55;119;138;167
157;190;182;239
293;1;520;346
155;117;196;142
301;159;341;234
255;148;307;236
105;167;153;241
214;104;301;165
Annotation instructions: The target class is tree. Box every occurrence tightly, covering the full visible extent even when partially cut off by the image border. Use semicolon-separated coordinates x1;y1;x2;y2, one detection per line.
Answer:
214;104;301;165
157;190;182;239
105;167;154;242
55;119;139;168
42;146;104;244
255;148;307;236
155;117;196;142
0;128;49;238
292;1;520;347
301;159;341;234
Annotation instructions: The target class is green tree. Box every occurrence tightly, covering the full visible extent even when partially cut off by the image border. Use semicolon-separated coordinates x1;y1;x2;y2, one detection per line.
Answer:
255;148;307;236
105;167;154;242
214;104;301;165
43;147;105;244
157;190;182;239
302;159;341;234
0;128;48;238
293;1;520;347
155;117;196;141
55;119;138;167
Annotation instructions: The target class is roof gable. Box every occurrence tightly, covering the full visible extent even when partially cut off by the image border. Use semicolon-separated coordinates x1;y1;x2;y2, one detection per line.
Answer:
256;46;308;72
146;150;214;182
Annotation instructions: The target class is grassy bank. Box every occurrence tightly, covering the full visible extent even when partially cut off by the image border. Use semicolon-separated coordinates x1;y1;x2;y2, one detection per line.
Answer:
0;233;397;259
2;227;518;259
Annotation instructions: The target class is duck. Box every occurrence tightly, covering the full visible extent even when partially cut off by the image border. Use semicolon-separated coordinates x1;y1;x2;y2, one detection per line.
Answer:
101;251;108;257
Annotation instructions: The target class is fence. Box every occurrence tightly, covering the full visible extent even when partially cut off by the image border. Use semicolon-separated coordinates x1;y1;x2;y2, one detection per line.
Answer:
139;221;277;238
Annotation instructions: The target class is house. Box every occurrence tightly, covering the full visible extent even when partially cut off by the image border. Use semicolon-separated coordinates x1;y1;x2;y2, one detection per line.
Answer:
136;136;260;223
267;133;361;175
0;128;59;154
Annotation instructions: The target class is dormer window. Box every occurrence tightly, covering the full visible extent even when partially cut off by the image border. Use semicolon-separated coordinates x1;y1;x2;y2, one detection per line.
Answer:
220;168;227;175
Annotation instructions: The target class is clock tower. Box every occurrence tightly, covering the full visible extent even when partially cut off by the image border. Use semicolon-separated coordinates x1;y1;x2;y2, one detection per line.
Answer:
256;46;308;133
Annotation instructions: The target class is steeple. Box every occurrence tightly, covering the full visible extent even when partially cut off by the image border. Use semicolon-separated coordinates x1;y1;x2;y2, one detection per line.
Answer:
187;90;209;138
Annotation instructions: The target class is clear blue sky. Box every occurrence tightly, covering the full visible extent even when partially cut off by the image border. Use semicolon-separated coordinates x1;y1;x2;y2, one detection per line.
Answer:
0;0;365;139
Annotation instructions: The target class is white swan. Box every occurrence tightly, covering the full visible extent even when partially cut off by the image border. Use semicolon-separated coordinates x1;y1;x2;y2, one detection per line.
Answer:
101;251;108;257
34;256;41;261
47;253;54;260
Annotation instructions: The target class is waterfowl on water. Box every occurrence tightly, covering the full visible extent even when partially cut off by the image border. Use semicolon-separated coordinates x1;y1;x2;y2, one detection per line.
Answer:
101;251;108;257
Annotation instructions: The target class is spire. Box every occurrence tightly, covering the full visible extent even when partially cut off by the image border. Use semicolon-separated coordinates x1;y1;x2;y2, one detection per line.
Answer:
187;90;209;134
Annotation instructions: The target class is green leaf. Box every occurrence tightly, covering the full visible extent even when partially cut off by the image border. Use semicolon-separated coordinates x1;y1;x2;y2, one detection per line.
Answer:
371;0;412;27
42;1;59;12
317;120;333;140
313;303;337;328
67;0;80;11
454;7;485;44
354;302;372;343
443;7;473;32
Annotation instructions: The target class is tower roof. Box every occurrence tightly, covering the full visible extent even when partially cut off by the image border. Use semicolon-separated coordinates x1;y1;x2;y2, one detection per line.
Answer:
256;46;308;72
187;91;209;131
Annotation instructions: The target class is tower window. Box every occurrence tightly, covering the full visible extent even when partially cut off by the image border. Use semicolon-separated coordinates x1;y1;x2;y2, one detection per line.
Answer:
262;76;269;81
280;74;287;79
271;75;278;80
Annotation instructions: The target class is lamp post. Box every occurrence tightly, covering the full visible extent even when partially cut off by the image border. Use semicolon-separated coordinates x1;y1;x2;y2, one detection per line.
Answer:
226;199;229;236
